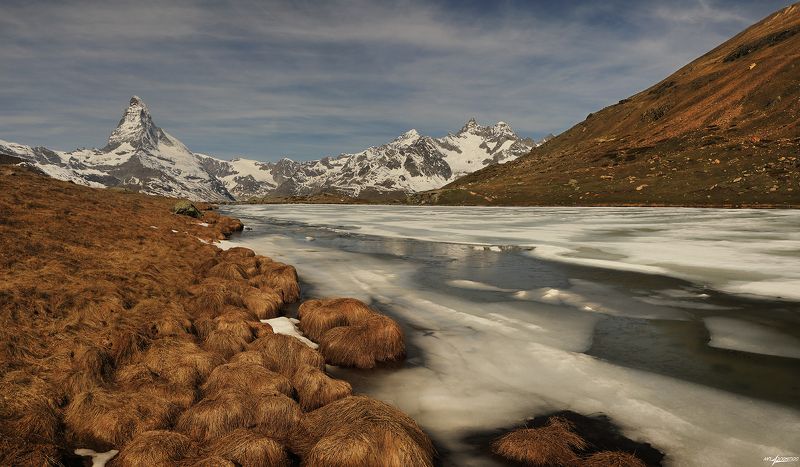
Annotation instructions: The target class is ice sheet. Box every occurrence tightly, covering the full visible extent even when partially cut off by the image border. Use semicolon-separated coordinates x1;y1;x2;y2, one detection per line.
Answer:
225;230;800;467
226;205;800;300
704;317;800;359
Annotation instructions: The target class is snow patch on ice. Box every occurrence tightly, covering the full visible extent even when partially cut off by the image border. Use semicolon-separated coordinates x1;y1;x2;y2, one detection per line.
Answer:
74;448;118;467
704;317;800;359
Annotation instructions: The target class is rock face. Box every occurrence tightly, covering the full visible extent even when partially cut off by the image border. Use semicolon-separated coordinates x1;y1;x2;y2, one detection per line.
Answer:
1;96;536;201
172;200;202;218
417;4;800;207
0;97;234;201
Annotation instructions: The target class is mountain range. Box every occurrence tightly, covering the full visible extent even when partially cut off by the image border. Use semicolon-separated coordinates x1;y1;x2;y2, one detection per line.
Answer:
0;97;539;202
414;3;800;207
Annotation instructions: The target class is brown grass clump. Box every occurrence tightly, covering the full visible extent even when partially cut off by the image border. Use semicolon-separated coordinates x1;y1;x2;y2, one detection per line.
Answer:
251;394;303;442
182;456;236;467
291;395;434;466
250;262;301;303
290;365;352;411
203;329;250;359
0;438;60;467
114;430;194;466
114;363;198;410
583;451;647;467
210;308;258;341
249;333;325;376
141;337;224;387
298;297;375;320
207;429;290;467
298;297;406;368
175;391;254;442
0;371;60;446
201;362;293;399
58;340;114;398
187;277;249;317
207;261;249;281
228;350;283;373
132;299;194;339
64;388;180;450
219;247;256;260
242;286;283;319
297;297;375;341
318;314;405;369
491;417;587;466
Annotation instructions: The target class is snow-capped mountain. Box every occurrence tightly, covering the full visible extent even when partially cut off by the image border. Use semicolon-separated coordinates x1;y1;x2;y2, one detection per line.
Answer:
204;118;537;200
1;96;233;201
1;96;539;201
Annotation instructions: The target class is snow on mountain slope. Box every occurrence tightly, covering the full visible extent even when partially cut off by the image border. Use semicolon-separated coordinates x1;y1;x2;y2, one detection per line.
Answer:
2;96;537;201
1;97;233;201
196;119;535;200
196;154;299;199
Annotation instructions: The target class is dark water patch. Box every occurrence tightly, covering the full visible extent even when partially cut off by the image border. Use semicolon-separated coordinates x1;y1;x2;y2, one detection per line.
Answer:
587;316;800;409
462;410;664;466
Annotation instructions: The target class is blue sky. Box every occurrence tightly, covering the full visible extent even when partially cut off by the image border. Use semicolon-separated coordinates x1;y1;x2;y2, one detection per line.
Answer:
0;0;792;161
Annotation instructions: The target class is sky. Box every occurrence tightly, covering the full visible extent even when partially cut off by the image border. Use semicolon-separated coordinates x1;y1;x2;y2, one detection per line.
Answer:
0;0;793;162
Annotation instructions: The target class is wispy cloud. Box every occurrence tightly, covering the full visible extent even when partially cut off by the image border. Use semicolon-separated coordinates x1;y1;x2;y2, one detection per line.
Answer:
0;0;791;160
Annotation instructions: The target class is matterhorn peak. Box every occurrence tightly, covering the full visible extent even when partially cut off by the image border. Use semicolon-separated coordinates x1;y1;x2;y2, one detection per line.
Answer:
105;95;161;150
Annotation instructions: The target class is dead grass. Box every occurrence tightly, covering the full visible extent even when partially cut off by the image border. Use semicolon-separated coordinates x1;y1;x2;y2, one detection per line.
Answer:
291;365;353;411
249;333;326;376
318;313;406;368
291;395;435;466
250;261;301;303
0;167;432;465
201;362;293;399
206;429;290;467
491;417;587;466
583;451;647;467
251;394;303;442
113;430;195;466
175;391;254;442
64;388;181;450
298;297;375;341
141;337;223;387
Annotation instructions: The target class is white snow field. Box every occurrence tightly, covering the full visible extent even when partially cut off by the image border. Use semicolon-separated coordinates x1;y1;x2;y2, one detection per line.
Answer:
220;205;800;467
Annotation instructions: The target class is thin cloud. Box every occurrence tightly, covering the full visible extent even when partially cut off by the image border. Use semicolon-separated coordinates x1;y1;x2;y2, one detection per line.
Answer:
0;0;791;160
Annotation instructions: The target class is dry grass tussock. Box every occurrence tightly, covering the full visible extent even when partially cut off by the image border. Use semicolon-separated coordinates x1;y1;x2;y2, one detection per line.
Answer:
206;429;291;466
291;395;435;466
290;365;353;411
583;451;648;467
491;416;587;466
0;167;432;465
299;297;406;368
112;430;195;466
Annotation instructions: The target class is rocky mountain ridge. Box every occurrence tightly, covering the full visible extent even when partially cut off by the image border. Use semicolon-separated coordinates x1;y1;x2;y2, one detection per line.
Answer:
1;97;537;201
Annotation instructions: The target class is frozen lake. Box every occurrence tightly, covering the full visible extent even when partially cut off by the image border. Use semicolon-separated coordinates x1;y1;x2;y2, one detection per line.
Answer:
220;205;800;467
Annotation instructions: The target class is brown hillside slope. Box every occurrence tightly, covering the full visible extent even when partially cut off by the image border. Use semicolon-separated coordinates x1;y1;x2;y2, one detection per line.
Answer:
415;3;800;207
